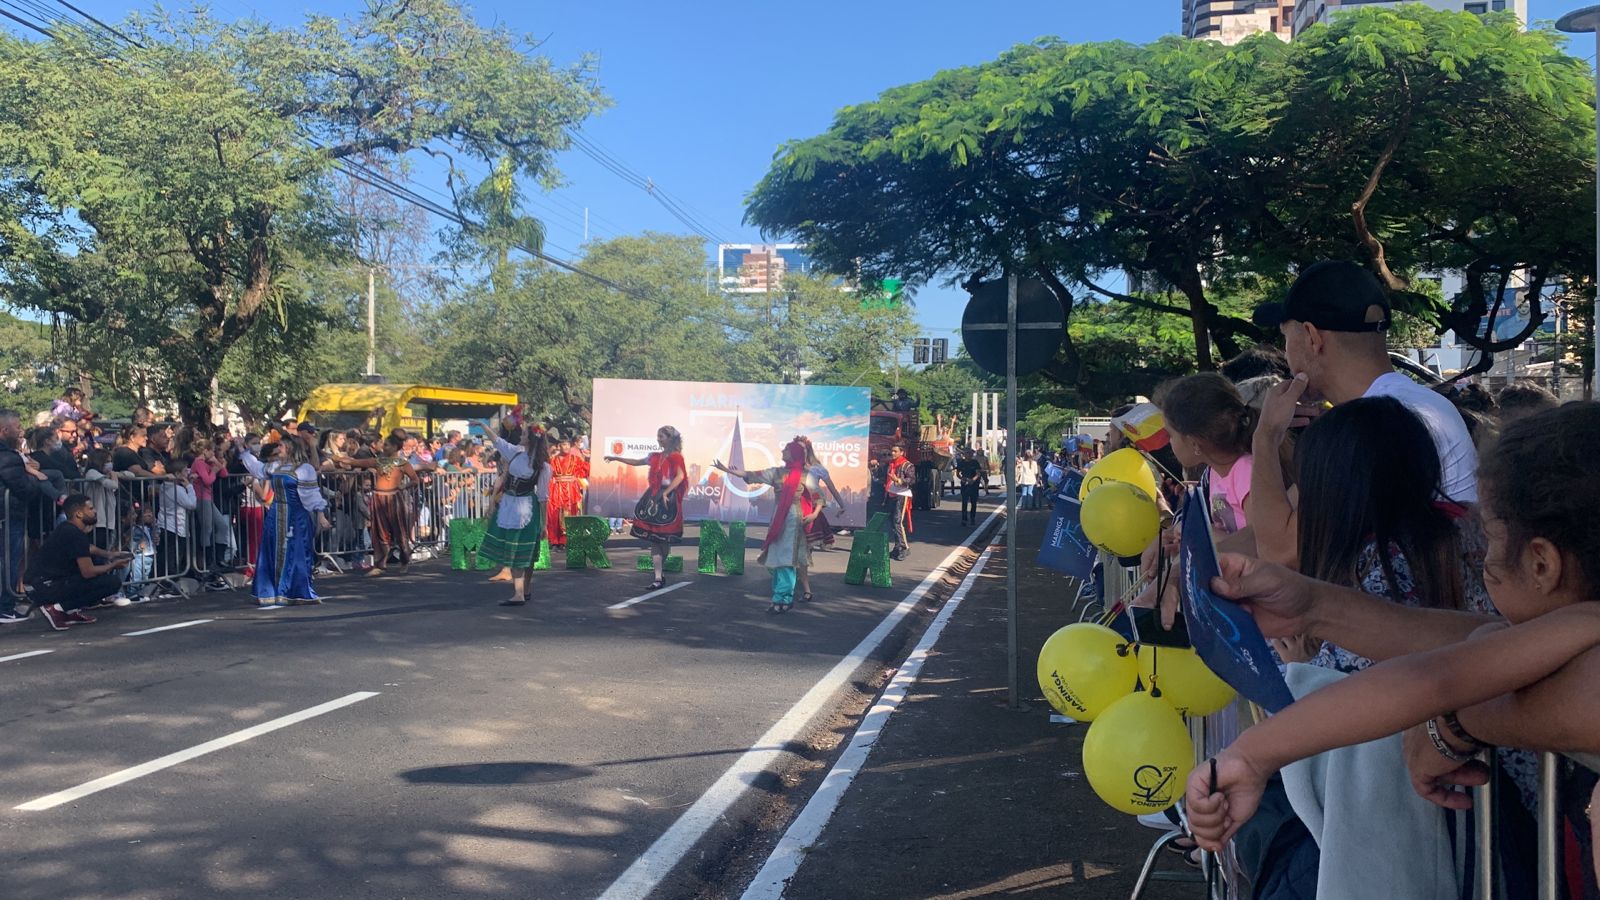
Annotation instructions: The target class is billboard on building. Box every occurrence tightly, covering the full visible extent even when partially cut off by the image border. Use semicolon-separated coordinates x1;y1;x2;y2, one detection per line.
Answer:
717;243;822;293
588;379;873;528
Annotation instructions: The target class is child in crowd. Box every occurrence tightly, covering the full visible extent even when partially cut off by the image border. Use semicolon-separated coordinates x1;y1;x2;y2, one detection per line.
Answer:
1186;402;1600;890
156;455;197;584
127;506;156;598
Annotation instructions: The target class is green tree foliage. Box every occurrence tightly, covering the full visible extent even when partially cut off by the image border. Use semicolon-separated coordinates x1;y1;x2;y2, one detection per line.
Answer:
739;274;916;384
0;0;606;426
0;310;60;415
1270;7;1595;372
425;234;744;428
424;235;924;428
1018;403;1079;445
746;6;1595;381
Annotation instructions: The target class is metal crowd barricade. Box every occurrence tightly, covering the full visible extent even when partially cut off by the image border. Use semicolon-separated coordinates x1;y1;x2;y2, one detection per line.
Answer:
315;469;373;571
1469;751;1577;900
1;463;509;607
1;486;16;606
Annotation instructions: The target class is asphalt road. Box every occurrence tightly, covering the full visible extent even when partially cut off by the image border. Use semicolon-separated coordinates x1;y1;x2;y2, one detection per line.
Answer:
0;499;999;900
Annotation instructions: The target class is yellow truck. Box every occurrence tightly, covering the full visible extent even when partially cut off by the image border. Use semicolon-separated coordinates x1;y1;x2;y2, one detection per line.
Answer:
298;384;519;438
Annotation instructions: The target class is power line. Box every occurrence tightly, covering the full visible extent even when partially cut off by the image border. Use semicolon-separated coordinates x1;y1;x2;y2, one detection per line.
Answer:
46;0;140;46
565;129;734;246
0;0;56;36
5;0;748;332
573;131;745;239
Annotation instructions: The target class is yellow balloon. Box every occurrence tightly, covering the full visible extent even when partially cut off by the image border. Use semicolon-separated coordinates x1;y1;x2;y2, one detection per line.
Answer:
1080;482;1161;557
1136;645;1236;718
1083;692;1195;814
1037;623;1138;721
1079;447;1159;502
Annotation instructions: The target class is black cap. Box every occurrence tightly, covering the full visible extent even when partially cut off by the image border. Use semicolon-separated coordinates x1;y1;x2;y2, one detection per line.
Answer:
1253;261;1391;333
297;422;318;434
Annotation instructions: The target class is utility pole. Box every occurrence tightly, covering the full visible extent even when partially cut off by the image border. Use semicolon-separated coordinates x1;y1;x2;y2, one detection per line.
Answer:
583;207;589;243
367;267;377;378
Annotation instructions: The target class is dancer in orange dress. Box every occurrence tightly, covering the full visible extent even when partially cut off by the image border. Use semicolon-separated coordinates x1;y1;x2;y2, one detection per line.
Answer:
546;438;590;549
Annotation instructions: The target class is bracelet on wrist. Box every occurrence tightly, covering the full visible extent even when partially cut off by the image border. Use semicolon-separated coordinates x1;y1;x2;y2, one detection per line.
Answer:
1426;717;1474;763
1441;711;1492;751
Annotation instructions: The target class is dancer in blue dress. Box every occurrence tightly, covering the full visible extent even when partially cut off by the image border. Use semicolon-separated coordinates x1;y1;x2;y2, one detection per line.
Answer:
240;435;329;607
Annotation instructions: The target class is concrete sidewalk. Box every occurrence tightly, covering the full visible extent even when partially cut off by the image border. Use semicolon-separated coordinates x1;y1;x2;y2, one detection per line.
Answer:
768;510;1195;900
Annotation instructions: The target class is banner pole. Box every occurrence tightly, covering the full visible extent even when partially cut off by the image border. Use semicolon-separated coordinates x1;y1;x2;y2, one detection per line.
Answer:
1006;274;1022;710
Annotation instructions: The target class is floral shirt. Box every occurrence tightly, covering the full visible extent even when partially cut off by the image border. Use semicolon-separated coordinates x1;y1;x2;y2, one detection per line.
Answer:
1310;540;1420;674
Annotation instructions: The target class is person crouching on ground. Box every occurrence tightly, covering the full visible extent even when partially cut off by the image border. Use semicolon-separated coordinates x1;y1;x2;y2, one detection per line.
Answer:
30;494;131;629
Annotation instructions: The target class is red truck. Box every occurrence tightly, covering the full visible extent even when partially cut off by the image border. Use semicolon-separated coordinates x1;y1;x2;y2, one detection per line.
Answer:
869;402;954;510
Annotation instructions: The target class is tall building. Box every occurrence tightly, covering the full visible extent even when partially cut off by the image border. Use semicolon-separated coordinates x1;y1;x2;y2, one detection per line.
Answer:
716;243;820;293
1182;0;1293;44
1292;0;1527;37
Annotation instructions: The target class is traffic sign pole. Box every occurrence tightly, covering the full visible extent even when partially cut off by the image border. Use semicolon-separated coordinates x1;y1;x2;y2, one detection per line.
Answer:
1005;274;1021;711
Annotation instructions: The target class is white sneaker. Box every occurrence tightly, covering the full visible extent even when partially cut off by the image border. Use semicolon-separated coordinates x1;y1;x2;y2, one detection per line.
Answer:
110;595;132;607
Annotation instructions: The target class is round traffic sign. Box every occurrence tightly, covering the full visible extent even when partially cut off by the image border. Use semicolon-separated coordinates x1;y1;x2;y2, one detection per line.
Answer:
961;278;1065;376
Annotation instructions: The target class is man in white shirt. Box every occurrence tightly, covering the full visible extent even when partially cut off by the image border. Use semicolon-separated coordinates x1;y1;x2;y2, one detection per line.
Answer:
1252;260;1477;503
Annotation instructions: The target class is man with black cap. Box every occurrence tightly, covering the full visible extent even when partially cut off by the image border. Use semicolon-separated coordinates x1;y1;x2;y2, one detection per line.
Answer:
1252;260;1477;504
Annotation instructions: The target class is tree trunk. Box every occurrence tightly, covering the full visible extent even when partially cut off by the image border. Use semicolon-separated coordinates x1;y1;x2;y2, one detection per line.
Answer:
1175;271;1214;370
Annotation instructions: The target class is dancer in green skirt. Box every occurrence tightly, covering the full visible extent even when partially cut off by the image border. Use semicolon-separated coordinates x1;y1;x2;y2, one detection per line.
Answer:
474;421;551;606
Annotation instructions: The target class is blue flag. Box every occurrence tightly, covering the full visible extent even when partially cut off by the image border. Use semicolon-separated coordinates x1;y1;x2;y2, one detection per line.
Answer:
1038;493;1095;580
1178;490;1295;713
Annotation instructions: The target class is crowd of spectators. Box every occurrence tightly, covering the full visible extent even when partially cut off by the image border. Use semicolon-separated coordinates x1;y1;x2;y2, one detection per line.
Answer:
0;398;535;631
1063;261;1594;896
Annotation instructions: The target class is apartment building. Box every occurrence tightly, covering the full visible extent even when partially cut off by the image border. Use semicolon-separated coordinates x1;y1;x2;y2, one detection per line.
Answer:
1291;0;1527;37
1182;0;1294;43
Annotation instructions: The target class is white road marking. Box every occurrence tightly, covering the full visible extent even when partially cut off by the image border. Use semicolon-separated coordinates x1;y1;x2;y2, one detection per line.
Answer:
15;691;380;811
607;581;690;610
0;650;53;663
597;508;1003;900
121;619;214;637
740;540;1000;899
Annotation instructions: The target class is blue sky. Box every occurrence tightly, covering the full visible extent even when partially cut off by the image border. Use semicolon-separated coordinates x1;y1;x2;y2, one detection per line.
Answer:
17;0;1589;342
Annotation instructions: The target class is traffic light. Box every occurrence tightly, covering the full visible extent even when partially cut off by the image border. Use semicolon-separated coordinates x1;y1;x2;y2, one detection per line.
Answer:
912;338;930;364
932;338;948;364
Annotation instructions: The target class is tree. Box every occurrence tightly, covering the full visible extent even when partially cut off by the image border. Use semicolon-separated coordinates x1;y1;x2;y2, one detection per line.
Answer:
1267;7;1596;378
0;1;606;426
425;233;745;427
746;8;1595;381
744;35;1286;376
737;274;917;385
0;310;60;415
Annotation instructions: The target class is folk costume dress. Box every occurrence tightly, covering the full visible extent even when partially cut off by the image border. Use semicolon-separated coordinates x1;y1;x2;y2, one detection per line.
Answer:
240;451;327;606
804;464;836;550
747;464;815;608
368;455;415;569
546;450;590;548
629;451;686;545
479;435;551;570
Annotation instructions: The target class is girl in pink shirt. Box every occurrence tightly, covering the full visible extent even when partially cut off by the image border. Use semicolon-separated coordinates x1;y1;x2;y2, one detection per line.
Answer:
1157;373;1260;534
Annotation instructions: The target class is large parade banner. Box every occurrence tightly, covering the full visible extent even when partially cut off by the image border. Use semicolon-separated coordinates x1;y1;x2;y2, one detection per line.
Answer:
589;379;874;528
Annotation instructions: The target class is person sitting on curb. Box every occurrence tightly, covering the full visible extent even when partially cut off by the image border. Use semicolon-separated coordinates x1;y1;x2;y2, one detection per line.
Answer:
29;494;132;630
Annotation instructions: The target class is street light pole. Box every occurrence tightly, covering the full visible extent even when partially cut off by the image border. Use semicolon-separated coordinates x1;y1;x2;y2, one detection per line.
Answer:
1557;6;1600;397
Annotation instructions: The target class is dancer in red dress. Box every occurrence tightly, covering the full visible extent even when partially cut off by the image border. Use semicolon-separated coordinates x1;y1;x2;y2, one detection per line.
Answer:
606;426;685;590
546;438;590;549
